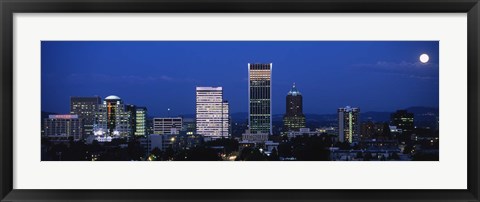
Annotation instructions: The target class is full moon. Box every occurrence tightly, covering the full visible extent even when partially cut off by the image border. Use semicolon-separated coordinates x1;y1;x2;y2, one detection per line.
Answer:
419;53;429;63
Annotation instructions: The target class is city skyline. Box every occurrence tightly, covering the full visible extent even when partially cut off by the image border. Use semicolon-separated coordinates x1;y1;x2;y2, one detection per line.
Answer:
42;41;439;117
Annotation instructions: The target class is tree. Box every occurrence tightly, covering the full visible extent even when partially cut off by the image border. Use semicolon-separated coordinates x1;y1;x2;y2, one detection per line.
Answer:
186;147;222;161
363;152;373;161
356;152;363;159
291;136;330;161
403;144;413;154
245;148;267;161
389;152;400;160
278;143;292;158
235;147;267;161
148;147;163;161
268;147;280;161
127;140;144;161
162;147;175;161
412;152;439;161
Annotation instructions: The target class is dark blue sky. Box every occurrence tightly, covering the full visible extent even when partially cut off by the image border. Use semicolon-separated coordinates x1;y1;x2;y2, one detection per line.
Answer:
41;41;439;117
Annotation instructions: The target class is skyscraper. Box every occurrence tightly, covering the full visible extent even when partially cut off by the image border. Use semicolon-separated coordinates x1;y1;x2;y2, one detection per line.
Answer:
70;96;101;137
196;87;230;139
283;83;306;132
94;95;132;139
338;106;360;143
390;110;414;143
248;63;272;134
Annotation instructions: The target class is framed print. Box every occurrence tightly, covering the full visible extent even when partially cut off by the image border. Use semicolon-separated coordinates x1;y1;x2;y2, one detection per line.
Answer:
1;0;479;201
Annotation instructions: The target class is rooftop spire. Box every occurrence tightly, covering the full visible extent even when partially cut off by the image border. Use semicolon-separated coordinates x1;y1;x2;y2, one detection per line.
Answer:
288;82;301;96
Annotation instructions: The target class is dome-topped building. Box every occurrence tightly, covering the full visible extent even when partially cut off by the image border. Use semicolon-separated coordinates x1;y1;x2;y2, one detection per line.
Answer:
93;94;130;140
105;95;121;100
287;83;302;96
283;83;306;132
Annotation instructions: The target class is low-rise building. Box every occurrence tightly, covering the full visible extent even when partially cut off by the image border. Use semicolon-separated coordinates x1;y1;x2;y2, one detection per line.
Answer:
43;114;83;142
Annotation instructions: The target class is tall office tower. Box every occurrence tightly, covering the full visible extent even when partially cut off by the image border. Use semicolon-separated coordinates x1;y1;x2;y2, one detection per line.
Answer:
248;63;272;135
94;95;132;138
153;117;183;135
44;114;83;141
135;107;147;136
126;104;137;136
338;106;360;143
196;87;230;138
283;83;306;132
70;96;101;137
390;110;414;143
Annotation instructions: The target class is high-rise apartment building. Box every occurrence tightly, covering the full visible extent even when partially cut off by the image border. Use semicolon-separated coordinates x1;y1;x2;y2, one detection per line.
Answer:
248;63;272;134
70;96;101;137
283;83;306;132
338;106;360;143
196;87;230;138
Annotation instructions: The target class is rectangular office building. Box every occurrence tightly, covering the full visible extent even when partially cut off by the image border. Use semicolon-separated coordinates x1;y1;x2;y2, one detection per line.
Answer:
248;63;272;134
196;87;230;138
70;96;101;137
44;114;83;141
153;117;182;135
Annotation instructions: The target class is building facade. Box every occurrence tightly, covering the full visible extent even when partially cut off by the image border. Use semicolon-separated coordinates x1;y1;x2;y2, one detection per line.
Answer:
283;83;306;132
196;87;230;138
94;95;133;139
70;96;101;137
44;114;83;141
135;107;147;136
390;110;414;143
248;63;272;134
241;129;269;144
153;117;182;135
126;104;137;135
338;106;360;143
182;118;196;135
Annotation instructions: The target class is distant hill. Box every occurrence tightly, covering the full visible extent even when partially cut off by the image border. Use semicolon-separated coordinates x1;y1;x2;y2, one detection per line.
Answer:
228;106;439;128
42;106;438;128
404;106;439;129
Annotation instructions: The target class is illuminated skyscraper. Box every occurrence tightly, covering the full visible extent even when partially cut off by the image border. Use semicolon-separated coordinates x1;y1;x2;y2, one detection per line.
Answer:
283;83;306;131
135;107;147;136
94;95;132;139
70;96;101;137
248;63;272;134
196;87;230;138
338;106;360;143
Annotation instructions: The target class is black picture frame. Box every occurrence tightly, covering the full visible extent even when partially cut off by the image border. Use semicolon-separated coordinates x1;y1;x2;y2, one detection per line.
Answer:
1;0;479;201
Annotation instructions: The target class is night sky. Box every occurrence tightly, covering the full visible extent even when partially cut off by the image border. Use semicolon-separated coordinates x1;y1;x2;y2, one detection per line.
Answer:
41;41;439;117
